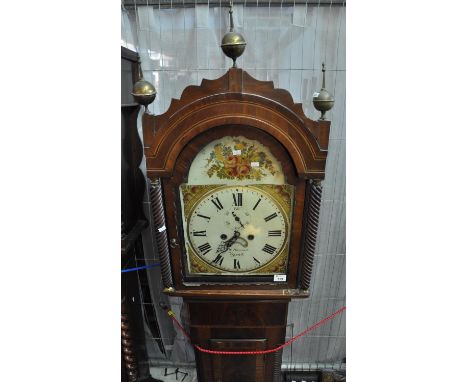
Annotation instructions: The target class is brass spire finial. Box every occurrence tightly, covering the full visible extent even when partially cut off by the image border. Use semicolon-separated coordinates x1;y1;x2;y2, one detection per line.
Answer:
229;0;234;32
312;63;335;120
221;1;246;68
321;62;326;88
131;60;156;113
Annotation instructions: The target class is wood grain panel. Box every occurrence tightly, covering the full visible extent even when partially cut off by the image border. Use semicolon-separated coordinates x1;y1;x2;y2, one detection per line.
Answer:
187;300;288;382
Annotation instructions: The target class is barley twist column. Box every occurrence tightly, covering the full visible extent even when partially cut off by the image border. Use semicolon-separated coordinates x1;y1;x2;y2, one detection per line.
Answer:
149;178;174;291
300;179;323;290
121;299;138;382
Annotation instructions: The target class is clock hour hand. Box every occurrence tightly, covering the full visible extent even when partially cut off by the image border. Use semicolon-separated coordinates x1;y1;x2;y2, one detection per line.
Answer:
215;230;240;254
225;230;240;249
232;236;248;248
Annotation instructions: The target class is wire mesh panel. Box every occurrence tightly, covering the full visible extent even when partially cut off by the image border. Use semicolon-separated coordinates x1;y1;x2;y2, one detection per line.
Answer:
122;0;345;372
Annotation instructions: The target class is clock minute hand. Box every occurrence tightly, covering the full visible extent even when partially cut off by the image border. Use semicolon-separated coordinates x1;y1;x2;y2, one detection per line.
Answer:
231;212;245;228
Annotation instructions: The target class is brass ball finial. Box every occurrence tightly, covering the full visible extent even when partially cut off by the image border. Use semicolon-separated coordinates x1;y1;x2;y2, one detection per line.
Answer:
313;63;335;120
221;1;246;68
132;61;156;113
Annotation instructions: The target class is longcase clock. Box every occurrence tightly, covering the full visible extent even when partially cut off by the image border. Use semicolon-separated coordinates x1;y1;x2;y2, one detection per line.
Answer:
142;68;330;382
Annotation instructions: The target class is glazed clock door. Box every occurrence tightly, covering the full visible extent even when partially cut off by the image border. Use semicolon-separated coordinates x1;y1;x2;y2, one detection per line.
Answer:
177;133;295;283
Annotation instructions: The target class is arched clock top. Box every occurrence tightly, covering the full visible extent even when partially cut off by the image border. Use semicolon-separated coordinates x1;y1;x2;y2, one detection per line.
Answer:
187;136;286;186
142;68;330;180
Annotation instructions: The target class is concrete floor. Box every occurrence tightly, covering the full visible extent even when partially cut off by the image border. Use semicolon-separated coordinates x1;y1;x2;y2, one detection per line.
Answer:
150;366;198;382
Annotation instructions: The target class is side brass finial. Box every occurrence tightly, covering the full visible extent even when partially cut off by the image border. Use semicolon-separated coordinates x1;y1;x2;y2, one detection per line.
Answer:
312;63;335;120
221;1;246;68
131;61;156;113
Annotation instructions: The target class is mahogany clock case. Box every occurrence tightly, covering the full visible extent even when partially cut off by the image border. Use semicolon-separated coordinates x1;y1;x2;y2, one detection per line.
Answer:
139;68;331;382
142;69;330;295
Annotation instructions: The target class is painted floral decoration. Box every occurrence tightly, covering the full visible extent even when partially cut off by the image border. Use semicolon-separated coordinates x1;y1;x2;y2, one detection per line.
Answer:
205;139;278;180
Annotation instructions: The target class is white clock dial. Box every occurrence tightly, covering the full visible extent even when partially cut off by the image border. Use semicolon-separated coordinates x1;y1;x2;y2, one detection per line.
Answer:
185;186;289;273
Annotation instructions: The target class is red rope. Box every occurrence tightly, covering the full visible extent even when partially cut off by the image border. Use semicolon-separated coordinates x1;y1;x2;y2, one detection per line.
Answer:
165;306;346;356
